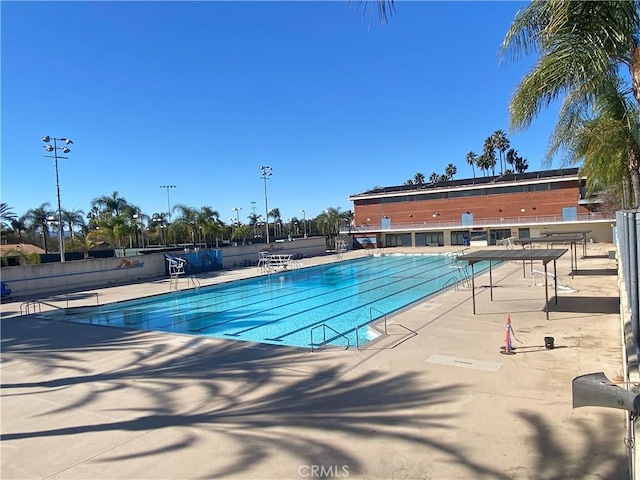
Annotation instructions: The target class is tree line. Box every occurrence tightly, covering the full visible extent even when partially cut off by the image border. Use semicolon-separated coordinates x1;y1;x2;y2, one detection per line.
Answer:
0;199;353;261
405;129;529;186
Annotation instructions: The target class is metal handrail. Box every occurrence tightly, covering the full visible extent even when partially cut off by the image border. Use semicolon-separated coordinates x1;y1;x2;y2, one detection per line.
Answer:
189;276;201;289
369;307;388;334
310;324;350;352
442;276;460;292
354;308;389;349
20;301;43;316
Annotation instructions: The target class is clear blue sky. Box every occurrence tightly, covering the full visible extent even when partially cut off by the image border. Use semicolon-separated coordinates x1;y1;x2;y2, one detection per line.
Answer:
1;1;561;225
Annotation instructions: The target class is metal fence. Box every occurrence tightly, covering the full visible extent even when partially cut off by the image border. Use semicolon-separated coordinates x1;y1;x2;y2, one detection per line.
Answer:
617;210;640;364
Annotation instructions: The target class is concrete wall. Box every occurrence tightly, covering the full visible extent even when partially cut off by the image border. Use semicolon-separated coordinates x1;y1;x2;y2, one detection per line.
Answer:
0;237;328;300
1;254;166;299
220;237;327;267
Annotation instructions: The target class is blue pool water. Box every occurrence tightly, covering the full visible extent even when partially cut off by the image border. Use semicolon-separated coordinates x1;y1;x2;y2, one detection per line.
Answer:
53;254;483;349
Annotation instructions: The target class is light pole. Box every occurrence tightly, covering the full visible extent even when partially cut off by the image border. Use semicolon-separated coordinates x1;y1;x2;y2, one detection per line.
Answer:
231;207;242;226
250;201;257;237
153;216;167;245
300;209;306;238
160;185;176;244
133;214;144;248
260;166;272;243
42;135;72;262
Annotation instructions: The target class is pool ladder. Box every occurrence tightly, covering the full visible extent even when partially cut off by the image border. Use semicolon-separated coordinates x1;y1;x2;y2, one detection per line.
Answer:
310;324;350;352
20;292;100;316
310;308;390;352
170;275;201;292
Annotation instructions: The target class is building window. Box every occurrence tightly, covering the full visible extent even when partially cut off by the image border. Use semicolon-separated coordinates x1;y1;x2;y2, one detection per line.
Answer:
489;229;512;245
451;230;470;246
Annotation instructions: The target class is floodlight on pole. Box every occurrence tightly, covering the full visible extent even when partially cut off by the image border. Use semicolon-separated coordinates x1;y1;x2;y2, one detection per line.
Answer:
42;135;73;262
300;209;307;238
259;166;273;243
160;185;176;245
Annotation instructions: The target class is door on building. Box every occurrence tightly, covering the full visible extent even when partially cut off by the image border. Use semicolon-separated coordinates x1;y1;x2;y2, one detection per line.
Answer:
451;230;470;246
562;207;578;221
489;228;512;245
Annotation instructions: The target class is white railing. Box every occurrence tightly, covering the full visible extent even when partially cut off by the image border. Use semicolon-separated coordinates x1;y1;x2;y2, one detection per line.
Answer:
341;213;612;233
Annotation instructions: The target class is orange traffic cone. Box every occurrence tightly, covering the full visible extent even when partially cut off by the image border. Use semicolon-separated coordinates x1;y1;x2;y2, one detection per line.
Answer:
500;314;516;355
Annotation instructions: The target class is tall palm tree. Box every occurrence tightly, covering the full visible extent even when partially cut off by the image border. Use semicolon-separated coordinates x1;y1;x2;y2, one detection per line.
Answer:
429;172;440;183
476;154;491;177
404;179;414;185
24;202;53;253
492;130;510;174
501;0;640;200
465;151;478;179
413;172;425;184
444;163;457;180
483;136;497;176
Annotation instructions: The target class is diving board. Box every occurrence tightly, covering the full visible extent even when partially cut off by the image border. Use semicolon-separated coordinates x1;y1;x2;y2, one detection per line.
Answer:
460;249;568;320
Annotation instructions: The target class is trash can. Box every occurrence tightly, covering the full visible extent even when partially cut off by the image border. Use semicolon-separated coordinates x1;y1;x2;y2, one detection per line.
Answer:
544;336;555;349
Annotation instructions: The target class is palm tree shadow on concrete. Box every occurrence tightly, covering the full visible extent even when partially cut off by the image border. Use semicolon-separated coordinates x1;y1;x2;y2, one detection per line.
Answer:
517;411;628;479
2;317;517;479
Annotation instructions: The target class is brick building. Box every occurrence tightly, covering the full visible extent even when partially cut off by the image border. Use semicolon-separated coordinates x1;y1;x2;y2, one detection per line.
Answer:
345;168;613;248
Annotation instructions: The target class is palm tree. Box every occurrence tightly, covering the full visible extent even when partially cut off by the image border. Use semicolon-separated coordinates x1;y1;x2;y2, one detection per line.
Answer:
476;154;491;177
492;130;510;174
429;172;440;183
10;216;28;243
268;208;281;238
548;75;640;207
0;203;17;232
404;179;414;185
505;148;518;171
483;136;497;176
316;207;346;243
91;191;129;216
24;202;54;253
501;0;640;200
354;0;396;26
197;206;221;247
465;152;478;179
173;203;199;245
514;156;529;174
444;163;457;180
61;208;86;243
502;1;640;116
413;172;425;184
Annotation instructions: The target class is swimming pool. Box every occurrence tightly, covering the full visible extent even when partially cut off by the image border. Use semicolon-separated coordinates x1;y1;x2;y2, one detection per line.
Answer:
51;254;483;349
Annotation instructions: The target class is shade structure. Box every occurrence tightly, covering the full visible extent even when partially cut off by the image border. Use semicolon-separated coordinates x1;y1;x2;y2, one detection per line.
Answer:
460;249;568;320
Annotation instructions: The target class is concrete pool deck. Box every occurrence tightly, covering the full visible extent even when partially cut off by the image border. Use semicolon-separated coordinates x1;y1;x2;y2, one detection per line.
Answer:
0;245;629;479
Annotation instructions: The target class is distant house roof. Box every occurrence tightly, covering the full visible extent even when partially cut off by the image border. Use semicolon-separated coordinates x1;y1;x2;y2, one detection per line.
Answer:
348;167;581;200
0;243;46;256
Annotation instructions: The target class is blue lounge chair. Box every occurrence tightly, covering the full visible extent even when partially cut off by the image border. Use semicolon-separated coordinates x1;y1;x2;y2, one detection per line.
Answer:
1;281;12;300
